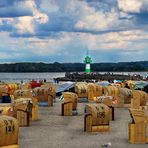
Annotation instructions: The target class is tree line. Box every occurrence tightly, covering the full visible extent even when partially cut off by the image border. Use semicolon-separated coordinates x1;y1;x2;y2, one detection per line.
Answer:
0;61;147;72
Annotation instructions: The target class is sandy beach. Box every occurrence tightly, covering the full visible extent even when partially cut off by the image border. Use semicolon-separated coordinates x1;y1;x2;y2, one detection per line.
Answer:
19;100;148;148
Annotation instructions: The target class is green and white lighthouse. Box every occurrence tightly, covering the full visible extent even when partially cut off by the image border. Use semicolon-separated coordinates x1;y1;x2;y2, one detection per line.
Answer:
84;51;92;74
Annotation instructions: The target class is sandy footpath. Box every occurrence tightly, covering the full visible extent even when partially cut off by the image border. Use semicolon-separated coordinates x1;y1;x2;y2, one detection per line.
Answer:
19;101;148;148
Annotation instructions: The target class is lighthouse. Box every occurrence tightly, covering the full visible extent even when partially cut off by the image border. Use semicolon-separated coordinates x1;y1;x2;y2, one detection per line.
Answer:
84;51;92;74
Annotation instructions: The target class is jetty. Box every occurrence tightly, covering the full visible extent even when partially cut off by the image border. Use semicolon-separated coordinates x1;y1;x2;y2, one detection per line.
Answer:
55;72;143;82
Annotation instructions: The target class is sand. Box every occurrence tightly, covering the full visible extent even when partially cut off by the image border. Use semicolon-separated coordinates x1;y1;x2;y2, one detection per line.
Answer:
19;101;148;148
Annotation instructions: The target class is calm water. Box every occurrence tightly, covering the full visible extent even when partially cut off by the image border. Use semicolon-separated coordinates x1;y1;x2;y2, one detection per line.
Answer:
0;72;65;83
0;72;147;83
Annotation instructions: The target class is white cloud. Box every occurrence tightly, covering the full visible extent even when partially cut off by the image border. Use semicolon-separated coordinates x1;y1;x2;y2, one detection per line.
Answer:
33;30;147;56
0;19;3;25
119;11;133;19
29;0;49;24
72;1;119;31
15;16;34;34
0;31;25;48
75;10;118;31
0;18;14;25
65;0;88;16
21;0;36;9
34;12;48;24
118;0;142;13
0;53;16;59
0;32;28;59
74;29;148;53
40;0;59;13
14;0;48;34
27;32;71;55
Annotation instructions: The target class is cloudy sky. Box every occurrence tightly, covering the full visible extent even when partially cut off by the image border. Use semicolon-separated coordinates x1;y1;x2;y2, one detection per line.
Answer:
0;0;148;63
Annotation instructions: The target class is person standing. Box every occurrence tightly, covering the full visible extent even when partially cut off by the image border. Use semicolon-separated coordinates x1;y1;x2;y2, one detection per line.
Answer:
124;83;130;89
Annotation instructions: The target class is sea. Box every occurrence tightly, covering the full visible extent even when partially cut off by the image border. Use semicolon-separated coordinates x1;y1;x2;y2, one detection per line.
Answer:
0;72;147;83
0;72;65;83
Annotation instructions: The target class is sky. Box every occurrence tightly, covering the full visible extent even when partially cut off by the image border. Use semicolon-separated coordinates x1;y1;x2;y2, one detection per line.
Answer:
0;0;148;63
